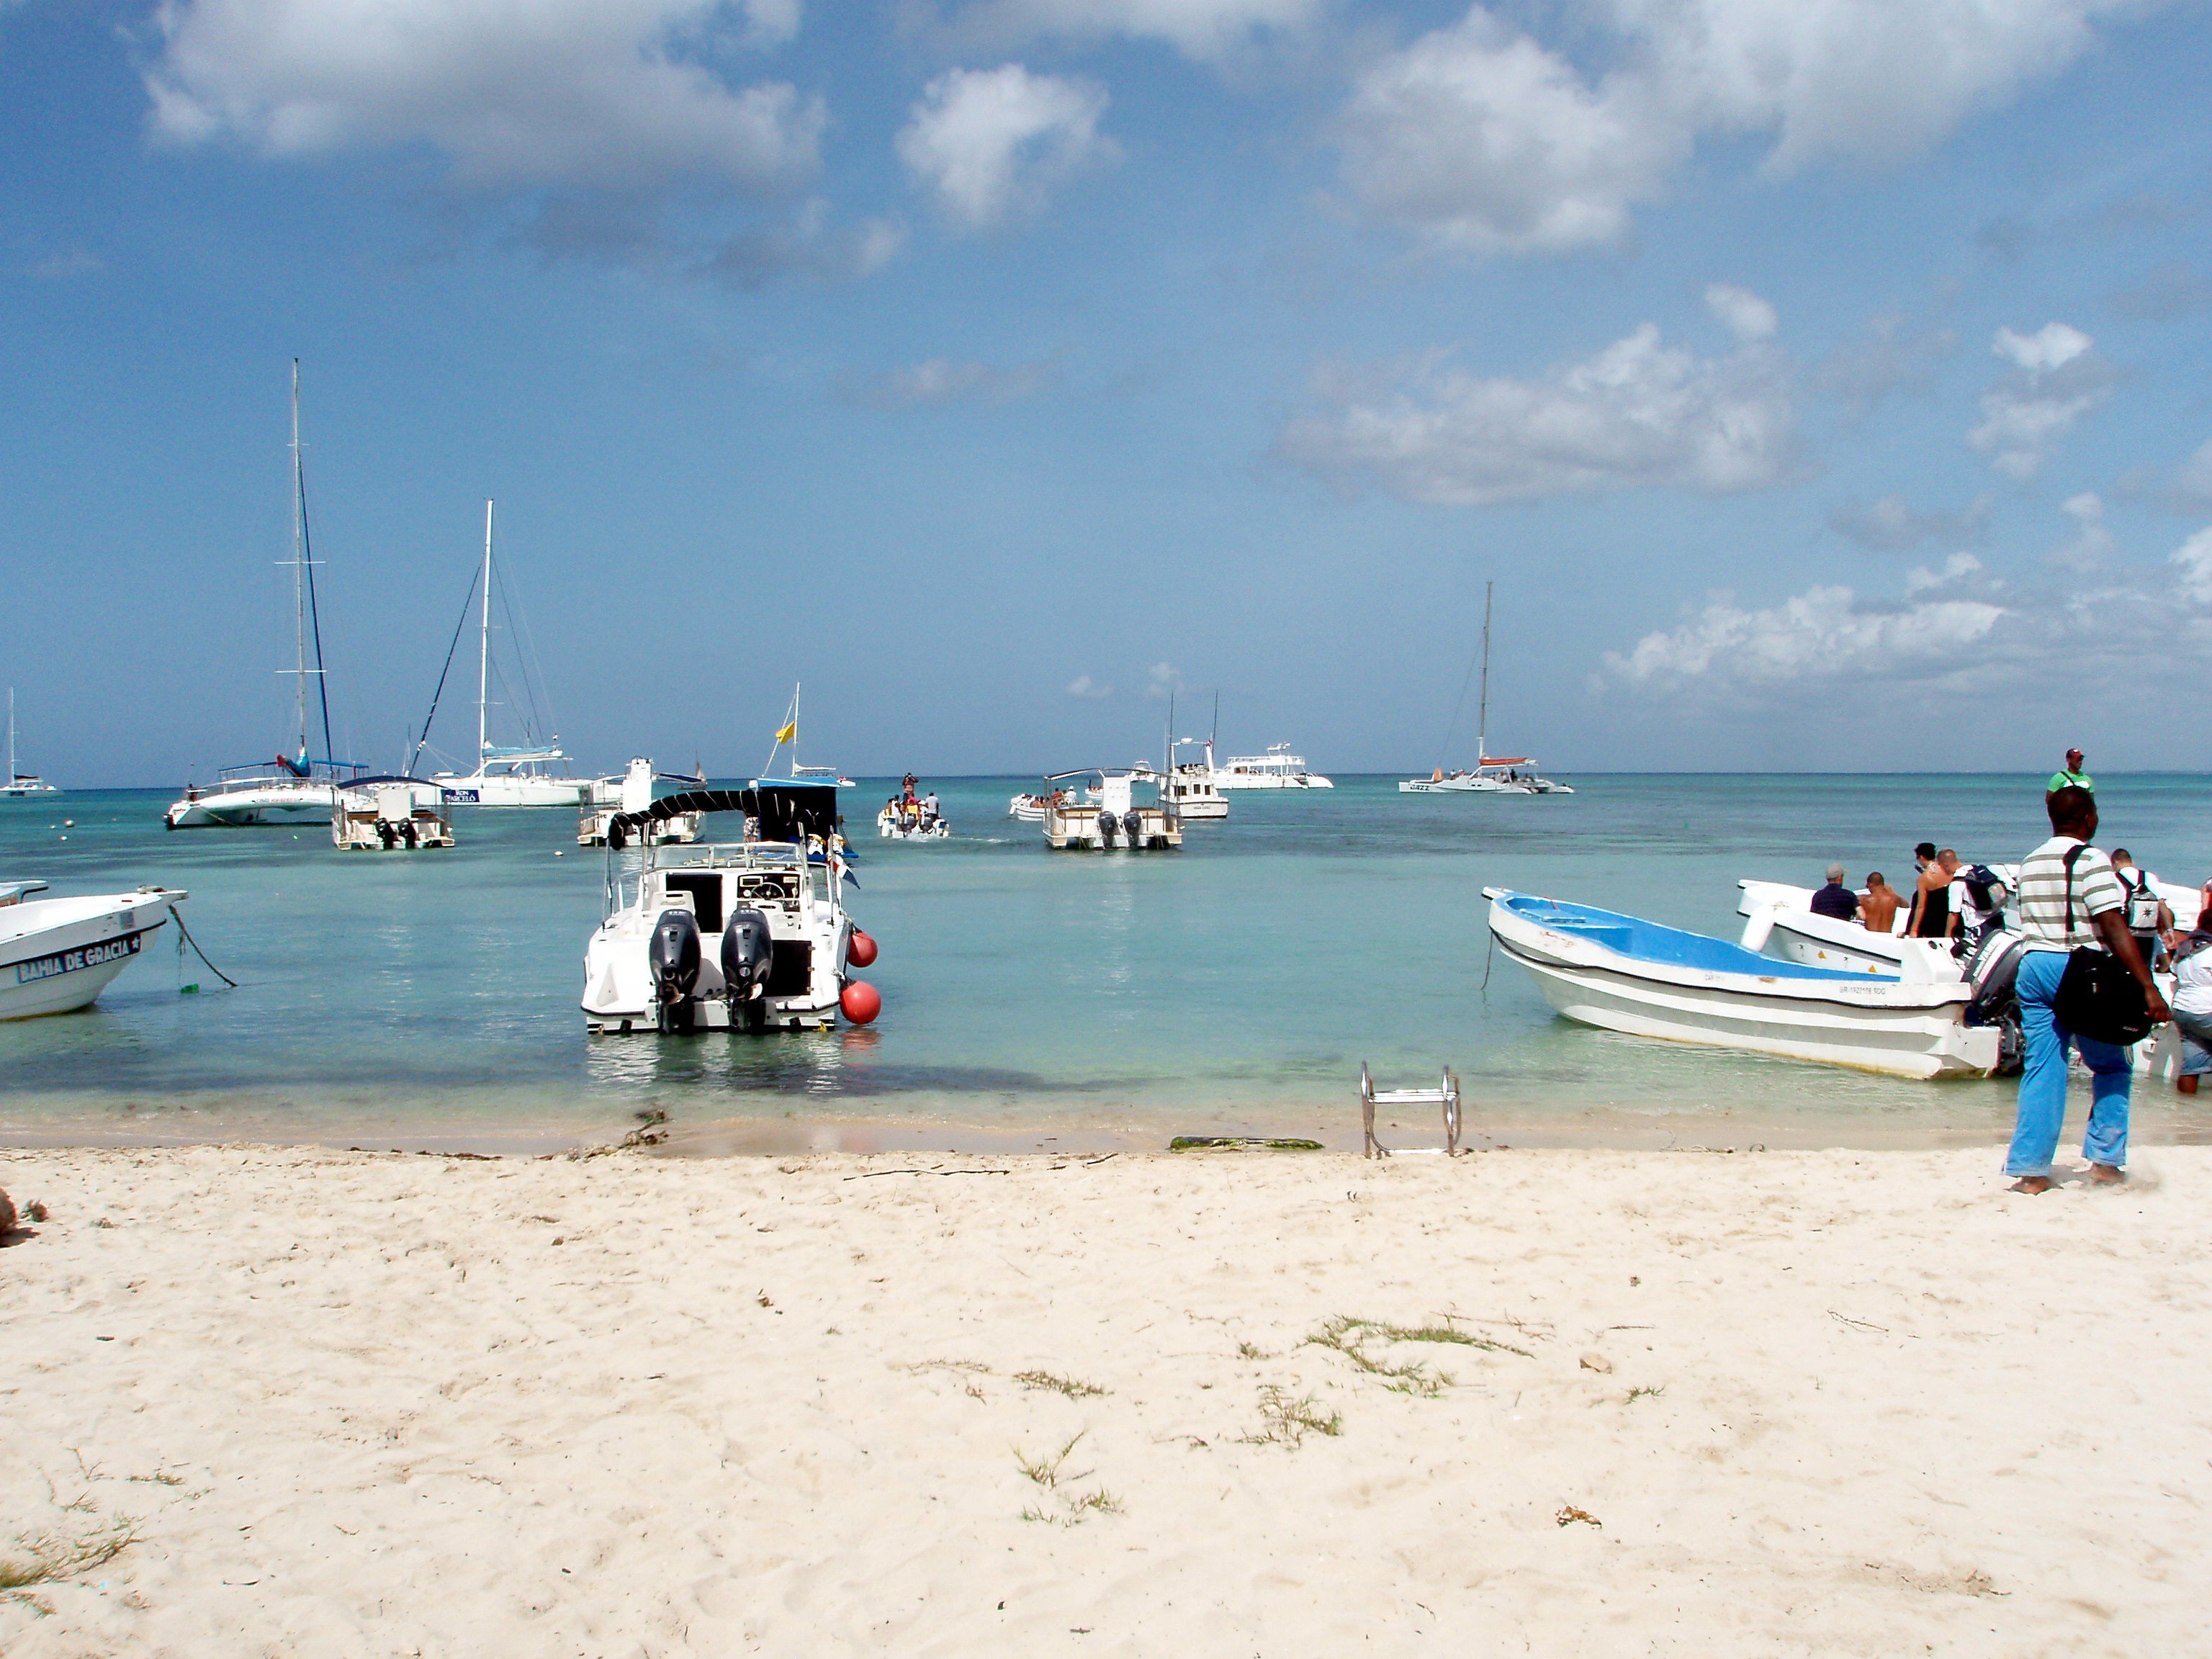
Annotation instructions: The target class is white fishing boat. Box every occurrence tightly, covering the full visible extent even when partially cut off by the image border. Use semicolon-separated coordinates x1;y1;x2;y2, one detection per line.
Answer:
1;881;186;1019
331;778;454;851
423;501;587;808
1213;744;1333;789
1007;791;1052;823
582;782;873;1034
1483;887;2001;1079
166;364;364;830
877;788;949;839
1039;768;1182;850
579;759;703;848
1399;583;1572;796
3;691;58;796
1158;693;1227;820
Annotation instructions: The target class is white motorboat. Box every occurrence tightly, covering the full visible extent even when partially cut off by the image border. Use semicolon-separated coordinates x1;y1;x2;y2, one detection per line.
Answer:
1039;768;1182;850
877;788;949;838
580;759;703;848
1212;744;1332;789
582;782;871;1034
1484;887;2001;1079
166;363;366;830
1007;792;1051;822
424;501;587;808
4;690;58;796
1;881;186;1019
1161;696;1228;819
1400;583;1572;796
331;778;454;851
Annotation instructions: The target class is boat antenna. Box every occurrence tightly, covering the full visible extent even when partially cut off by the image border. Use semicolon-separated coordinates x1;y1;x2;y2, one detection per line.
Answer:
1165;690;1175;776
408;555;483;777
1475;579;1493;767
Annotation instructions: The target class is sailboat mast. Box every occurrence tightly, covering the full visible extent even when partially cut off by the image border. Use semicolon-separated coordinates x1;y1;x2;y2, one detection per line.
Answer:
477;500;494;768
289;361;308;762
1475;580;1493;765
6;688;14;783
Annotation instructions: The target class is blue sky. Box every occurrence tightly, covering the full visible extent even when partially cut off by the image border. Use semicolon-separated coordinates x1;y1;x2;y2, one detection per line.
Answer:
4;0;2209;786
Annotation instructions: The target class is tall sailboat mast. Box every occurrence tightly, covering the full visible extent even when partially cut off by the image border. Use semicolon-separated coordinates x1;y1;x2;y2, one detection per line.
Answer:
6;688;14;783
477;500;494;770
1474;580;1493;767
289;362;309;762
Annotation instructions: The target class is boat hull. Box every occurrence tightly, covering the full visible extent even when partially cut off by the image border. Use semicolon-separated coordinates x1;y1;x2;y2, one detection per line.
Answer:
166;783;338;828
1;889;181;1019
1486;890;1999;1080
436;775;588;807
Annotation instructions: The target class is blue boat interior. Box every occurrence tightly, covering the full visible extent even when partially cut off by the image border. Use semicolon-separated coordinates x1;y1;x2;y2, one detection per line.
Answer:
1493;891;1894;984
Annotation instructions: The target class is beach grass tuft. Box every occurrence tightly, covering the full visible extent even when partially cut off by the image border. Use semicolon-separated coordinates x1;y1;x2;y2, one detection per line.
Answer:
1014;1369;1107;1399
1305;1314;1532;1395
0;1518;139;1592
1015;1434;1118;1524
1244;1386;1342;1446
1627;1385;1665;1402
1235;1340;1272;1361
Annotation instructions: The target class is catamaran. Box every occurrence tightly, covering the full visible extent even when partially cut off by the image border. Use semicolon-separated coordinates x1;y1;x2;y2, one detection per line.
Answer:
423;501;587;806
3;690;58;796
1400;583;1572;796
166;362;366;829
1211;743;1333;789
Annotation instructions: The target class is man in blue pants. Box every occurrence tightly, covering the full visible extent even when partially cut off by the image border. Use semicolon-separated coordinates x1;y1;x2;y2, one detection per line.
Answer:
2005;786;2169;1192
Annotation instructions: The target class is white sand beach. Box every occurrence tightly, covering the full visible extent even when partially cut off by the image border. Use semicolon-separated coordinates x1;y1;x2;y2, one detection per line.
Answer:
4;1141;2209;1657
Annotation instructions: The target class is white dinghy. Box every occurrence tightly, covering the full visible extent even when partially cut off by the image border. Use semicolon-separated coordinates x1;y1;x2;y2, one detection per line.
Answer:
1;881;186;1019
1483;888;2000;1079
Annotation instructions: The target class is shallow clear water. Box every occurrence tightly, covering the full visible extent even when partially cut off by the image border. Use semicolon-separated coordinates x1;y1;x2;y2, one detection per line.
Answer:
6;775;2212;1152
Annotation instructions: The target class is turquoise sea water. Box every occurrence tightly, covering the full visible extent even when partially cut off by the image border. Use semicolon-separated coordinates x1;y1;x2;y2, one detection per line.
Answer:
6;775;2212;1153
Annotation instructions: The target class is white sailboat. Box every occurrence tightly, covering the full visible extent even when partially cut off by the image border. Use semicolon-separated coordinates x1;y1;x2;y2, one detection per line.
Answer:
426;501;587;807
1399;583;1572;796
3;690;58;796
166;362;361;829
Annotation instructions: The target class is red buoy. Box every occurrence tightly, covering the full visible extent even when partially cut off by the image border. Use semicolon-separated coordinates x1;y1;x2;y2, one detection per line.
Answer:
840;980;881;1025
847;928;878;968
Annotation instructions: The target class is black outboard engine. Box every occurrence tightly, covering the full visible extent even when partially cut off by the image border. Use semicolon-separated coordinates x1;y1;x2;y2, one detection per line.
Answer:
648;907;702;1033
1096;809;1118;849
720;907;775;1031
1963;927;2029;1076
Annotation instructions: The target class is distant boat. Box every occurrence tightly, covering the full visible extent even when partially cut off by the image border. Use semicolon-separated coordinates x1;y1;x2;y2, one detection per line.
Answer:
580;758;703;848
166;363;364;829
1399;583;1571;796
1211;744;1332;789
1038;768;1182;850
1160;693;1227;820
331;778;455;851
3;689;58;796
1;880;186;1019
425;501;588;807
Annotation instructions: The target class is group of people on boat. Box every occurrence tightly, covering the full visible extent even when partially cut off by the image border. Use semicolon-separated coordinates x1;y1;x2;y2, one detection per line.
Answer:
879;774;946;837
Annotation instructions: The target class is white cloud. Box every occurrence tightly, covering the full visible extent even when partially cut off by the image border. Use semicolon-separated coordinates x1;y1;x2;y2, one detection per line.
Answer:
923;0;1318;62
1966;321;2113;481
1280;315;1794;505
2173;527;2212;603
1993;320;2091;373
896;65;1115;228
1336;1;2157;256
2046;492;2113;572
1829;493;1990;552
1336;9;1681;256
1144;662;1185;700
1065;674;1113;699
848;354;1057;408
146;0;824;193
1704;282;1777;342
2175;439;2212;505
1601;580;2005;690
1903;551;1984;595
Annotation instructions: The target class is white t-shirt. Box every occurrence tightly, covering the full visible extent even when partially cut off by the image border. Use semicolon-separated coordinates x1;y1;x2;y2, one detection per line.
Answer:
2014;835;2125;953
2172;944;2212;1019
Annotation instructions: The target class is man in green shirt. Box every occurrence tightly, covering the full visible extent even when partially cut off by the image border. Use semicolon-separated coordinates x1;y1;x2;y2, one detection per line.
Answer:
2048;747;2092;793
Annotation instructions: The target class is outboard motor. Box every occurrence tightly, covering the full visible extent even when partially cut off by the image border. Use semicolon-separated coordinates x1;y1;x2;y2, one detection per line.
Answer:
1096;809;1118;849
648;908;702;1033
1963;927;2029;1076
721;907;776;1030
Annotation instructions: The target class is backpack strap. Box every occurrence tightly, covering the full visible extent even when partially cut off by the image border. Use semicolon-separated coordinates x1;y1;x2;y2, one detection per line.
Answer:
2062;843;2088;941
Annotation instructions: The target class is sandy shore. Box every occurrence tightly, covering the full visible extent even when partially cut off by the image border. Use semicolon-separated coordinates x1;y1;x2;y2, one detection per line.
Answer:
3;1142;2208;1657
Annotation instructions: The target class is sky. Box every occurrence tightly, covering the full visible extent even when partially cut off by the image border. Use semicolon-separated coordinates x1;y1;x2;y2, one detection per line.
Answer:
3;0;2209;786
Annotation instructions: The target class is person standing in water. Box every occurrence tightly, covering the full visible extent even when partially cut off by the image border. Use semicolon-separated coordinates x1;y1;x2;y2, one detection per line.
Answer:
2049;747;2092;793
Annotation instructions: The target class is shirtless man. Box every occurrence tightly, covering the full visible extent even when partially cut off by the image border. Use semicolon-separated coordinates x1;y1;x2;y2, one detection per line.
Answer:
1860;872;1902;935
1908;846;1963;939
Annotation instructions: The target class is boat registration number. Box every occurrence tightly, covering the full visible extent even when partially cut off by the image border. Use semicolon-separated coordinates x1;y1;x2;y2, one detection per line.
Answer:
14;933;140;985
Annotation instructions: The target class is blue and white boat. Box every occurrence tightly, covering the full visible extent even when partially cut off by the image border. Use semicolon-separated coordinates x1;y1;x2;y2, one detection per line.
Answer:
1;881;186;1020
1483;888;2000;1079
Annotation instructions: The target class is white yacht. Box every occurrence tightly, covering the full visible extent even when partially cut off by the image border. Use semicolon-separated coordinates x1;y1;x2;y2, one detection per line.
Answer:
1;881;186;1019
1038;768;1182;850
3;691;58;796
1212;744;1333;789
426;502;587;807
1398;582;1572;796
331;778;454;851
582;781;869;1034
166;363;364;830
580;758;703;848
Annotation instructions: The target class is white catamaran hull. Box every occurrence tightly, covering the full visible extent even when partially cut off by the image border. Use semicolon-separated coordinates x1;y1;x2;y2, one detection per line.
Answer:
166;783;340;828
1486;889;2000;1079
435;774;588;807
1;888;183;1019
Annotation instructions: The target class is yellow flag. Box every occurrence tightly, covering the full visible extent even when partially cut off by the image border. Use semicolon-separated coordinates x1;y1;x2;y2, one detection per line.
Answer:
774;721;796;744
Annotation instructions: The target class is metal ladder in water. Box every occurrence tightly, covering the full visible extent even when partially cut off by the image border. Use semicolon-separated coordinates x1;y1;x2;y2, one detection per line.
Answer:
1359;1063;1462;1159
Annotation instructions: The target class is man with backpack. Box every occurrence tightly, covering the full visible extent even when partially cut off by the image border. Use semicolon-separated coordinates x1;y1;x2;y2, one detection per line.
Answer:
2109;850;2174;969
2004;786;2169;1193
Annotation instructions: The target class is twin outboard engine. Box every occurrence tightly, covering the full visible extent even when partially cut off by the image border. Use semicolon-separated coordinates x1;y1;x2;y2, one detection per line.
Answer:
721;907;775;1030
648;908;702;1033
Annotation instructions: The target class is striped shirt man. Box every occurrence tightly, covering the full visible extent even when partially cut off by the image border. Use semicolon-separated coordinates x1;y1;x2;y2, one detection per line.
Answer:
2014;835;2126;952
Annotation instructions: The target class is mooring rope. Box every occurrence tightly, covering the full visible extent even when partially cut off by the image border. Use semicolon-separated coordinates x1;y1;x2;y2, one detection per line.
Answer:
168;905;238;989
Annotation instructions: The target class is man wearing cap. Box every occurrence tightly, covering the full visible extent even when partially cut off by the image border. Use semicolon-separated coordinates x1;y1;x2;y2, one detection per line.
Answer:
2049;747;2092;793
1809;865;1860;922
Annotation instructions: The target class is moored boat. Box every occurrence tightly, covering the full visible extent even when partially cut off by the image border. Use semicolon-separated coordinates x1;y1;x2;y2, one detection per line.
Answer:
579;759;703;848
1;881;186;1019
3;691;58;796
1212;744;1332;789
1039;768;1182;850
1483;887;2000;1079
331;778;454;850
1400;583;1571;796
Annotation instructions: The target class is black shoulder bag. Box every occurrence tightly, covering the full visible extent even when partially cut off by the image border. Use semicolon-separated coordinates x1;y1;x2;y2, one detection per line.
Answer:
2052;845;2157;1046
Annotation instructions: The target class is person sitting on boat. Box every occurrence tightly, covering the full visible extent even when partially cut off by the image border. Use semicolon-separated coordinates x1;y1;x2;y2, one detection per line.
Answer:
1860;872;1902;935
1809;865;1859;922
